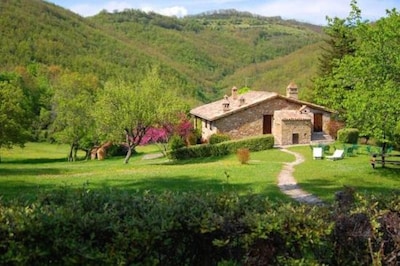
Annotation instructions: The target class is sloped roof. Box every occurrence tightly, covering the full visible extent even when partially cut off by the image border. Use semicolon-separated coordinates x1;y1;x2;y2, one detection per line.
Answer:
190;91;278;121
190;90;335;121
274;110;311;121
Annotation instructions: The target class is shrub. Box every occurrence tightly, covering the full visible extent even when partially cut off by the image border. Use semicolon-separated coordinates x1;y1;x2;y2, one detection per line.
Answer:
168;134;274;160
186;128;202;145
209;133;231;145
337;128;359;144
237;148;250;164
327;120;345;140
168;134;185;150
0;188;399;265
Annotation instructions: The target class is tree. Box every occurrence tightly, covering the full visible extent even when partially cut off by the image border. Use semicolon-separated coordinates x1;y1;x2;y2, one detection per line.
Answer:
313;4;400;146
0;73;32;161
50;72;100;161
94;67;187;163
140;114;194;156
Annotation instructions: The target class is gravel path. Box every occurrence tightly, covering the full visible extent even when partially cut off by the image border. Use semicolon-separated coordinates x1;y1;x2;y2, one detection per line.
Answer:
277;148;324;205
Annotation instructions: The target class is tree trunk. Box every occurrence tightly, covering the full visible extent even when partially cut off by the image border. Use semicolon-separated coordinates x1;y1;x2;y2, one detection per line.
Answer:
124;145;132;164
68;143;74;162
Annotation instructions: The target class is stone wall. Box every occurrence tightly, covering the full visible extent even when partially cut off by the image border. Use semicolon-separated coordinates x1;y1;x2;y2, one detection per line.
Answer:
201;97;332;144
214;98;300;140
280;120;312;145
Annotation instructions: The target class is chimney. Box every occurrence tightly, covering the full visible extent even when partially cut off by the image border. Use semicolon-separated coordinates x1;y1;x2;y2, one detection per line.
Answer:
222;95;230;111
239;96;245;106
286;81;298;99
231;86;238;100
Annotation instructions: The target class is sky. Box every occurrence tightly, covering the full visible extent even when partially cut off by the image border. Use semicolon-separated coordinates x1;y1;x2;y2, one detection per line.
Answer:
48;0;400;25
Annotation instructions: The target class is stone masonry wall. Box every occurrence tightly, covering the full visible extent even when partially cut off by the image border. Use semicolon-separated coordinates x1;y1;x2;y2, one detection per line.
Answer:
214;98;301;140
280;120;312;145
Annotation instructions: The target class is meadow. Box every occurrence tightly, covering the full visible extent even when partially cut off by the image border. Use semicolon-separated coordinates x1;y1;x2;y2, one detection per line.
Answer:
0;142;399;203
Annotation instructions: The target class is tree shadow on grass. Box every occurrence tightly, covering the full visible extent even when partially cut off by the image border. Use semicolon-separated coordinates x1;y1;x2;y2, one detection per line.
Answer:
0;167;66;176
158;155;232;166
298;177;400;203
93;175;249;193
2;158;68;164
370;166;400;179
0;180;55;201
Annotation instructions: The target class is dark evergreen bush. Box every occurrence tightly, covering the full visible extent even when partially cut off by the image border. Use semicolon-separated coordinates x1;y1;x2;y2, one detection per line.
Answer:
337;128;359;144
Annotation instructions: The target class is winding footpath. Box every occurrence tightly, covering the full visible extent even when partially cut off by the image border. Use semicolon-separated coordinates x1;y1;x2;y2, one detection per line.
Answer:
277;148;324;205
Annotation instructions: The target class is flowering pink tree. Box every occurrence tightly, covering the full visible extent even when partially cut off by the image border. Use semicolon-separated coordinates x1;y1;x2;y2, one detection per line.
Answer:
140;115;194;155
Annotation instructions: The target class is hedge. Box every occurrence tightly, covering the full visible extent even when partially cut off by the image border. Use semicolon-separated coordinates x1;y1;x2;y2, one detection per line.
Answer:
337;128;359;144
168;134;274;160
0;188;399;265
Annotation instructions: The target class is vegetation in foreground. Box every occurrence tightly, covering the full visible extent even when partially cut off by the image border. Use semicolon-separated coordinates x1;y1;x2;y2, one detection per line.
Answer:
0;187;399;265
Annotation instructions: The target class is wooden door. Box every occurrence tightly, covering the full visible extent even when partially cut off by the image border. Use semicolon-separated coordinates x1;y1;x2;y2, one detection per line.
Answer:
263;115;272;134
314;113;323;132
292;133;299;144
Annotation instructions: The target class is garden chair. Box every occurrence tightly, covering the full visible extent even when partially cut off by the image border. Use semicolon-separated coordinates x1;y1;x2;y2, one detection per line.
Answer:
326;149;344;161
313;147;323;160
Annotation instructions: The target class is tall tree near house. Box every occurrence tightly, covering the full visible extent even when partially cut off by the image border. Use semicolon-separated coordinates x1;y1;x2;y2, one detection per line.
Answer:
0;72;32;161
313;2;400;146
94;67;187;164
50;72;100;161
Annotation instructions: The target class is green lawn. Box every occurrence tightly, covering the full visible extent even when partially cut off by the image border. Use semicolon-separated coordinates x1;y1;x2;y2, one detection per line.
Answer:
289;145;400;202
1;142;399;203
0;143;292;201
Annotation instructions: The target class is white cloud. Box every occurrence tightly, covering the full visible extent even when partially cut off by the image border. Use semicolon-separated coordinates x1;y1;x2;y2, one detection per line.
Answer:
250;0;352;25
158;6;188;17
70;1;133;16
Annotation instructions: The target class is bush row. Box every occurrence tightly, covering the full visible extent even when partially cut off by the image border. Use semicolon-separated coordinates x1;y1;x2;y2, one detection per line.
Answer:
0;187;399;265
168;134;274;160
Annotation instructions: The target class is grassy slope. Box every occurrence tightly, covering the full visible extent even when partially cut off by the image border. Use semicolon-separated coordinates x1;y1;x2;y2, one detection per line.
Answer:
0;143;292;202
1;143;399;203
219;41;323;97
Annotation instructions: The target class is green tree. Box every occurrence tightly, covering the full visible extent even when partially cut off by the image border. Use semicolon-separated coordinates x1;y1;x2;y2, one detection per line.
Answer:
50;72;100;161
0;73;32;160
313;4;400;146
94;67;187;163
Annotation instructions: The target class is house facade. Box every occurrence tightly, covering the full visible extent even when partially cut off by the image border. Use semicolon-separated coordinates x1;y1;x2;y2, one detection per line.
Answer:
190;83;334;146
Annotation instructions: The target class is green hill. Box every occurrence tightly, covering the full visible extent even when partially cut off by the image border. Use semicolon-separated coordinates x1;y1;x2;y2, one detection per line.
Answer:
0;0;324;102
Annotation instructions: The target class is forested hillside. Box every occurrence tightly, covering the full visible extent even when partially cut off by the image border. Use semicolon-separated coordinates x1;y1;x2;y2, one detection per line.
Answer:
0;0;323;102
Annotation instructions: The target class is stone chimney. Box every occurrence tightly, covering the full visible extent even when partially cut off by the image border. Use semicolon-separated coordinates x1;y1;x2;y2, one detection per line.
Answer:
239;96;245;106
222;95;230;111
231;86;238;100
286;81;298;99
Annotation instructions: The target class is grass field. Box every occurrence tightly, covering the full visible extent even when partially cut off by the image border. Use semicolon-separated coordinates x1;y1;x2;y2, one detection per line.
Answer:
290;145;400;202
0;142;399;203
0;143;293;202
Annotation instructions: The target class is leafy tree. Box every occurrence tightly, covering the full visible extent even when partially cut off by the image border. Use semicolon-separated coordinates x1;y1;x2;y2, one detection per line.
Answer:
0;73;32;160
313;3;400;146
94;67;187;163
50;72;100;161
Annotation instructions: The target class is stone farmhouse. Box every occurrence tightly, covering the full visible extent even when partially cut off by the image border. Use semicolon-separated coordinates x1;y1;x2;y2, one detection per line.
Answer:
190;82;335;146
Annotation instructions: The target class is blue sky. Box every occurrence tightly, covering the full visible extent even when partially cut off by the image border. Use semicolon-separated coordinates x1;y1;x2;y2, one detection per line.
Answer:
47;0;400;25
